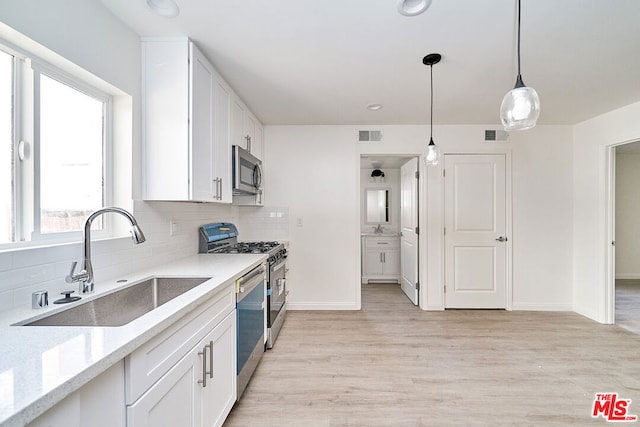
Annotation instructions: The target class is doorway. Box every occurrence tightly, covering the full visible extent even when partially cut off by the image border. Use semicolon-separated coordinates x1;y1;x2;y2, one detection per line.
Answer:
360;155;420;306
611;141;640;334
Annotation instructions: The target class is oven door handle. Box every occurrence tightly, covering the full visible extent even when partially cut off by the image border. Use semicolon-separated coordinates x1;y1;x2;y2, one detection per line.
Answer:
272;260;287;272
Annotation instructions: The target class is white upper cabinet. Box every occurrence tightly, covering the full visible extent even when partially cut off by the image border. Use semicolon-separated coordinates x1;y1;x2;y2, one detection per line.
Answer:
230;93;263;161
142;38;230;202
212;71;233;203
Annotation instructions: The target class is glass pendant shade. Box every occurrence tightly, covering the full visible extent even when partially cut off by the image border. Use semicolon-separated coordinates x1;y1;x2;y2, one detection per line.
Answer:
500;78;540;131
500;0;539;131
425;139;440;165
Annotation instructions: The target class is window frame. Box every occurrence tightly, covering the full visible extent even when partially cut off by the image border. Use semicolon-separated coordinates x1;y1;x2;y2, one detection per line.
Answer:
0;41;115;248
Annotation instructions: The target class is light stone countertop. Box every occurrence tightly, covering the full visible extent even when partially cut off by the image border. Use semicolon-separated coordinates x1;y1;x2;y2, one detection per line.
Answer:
0;253;266;427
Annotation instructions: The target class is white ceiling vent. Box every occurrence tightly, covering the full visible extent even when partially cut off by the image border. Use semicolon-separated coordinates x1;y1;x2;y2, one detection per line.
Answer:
358;130;383;142
484;129;509;142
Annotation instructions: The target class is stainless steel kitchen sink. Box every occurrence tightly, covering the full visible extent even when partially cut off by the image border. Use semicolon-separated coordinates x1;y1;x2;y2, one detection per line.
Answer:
21;277;211;327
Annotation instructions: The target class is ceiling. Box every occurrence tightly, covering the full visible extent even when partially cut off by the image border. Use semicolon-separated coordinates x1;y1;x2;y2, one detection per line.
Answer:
360;156;414;170
101;0;640;126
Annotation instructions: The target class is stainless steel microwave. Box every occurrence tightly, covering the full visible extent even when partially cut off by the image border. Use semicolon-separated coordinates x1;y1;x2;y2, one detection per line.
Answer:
232;145;263;195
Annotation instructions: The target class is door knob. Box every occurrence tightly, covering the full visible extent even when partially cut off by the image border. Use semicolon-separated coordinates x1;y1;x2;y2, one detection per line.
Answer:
495;236;508;242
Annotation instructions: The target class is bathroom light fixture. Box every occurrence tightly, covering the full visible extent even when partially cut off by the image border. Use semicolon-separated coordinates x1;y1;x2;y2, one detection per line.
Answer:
500;0;539;131
146;0;180;18
367;103;383;111
397;0;433;16
371;169;385;182
423;53;441;166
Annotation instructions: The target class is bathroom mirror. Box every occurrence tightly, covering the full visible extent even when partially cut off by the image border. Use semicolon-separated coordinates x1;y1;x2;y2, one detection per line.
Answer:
365;188;390;224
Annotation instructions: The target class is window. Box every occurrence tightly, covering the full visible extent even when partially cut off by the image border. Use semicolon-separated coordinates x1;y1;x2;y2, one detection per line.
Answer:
38;73;106;234
0;43;111;245
0;49;13;243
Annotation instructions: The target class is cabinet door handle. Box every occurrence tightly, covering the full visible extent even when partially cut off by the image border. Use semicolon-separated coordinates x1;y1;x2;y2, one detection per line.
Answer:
383;252;386;263
197;345;208;387
208;340;214;379
212;178;223;200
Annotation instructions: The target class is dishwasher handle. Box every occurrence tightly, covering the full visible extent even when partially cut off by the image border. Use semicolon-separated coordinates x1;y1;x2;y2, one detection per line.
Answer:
236;265;265;300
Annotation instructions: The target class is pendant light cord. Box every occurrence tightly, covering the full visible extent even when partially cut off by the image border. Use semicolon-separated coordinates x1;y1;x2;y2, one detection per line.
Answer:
516;0;521;78
429;63;434;141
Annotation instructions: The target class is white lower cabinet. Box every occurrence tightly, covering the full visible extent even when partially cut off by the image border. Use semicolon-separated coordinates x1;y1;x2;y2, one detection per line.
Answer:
361;236;401;283
126;281;237;427
201;312;236;427
27;361;125;427
127;311;236;427
25;279;239;427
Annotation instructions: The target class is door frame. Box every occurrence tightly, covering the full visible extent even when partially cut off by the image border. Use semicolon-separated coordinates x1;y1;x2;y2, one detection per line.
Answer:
604;138;640;324
357;154;425;309
432;151;513;310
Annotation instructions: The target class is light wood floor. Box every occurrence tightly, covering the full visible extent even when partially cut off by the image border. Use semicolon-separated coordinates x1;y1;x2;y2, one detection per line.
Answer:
616;279;640;335
224;283;640;426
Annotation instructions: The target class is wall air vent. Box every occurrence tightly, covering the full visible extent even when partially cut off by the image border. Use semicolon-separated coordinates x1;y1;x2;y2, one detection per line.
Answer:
484;129;509;142
358;130;383;142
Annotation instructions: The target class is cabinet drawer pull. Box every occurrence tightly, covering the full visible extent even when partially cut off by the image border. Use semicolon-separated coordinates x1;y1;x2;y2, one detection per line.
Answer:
208;340;214;379
197;345;208;387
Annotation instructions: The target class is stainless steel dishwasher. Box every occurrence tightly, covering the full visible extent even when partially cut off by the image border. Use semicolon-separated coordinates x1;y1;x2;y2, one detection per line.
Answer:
235;264;266;399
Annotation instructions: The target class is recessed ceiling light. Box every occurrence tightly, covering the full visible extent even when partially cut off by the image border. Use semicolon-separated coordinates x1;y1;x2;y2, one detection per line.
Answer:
367;104;383;111
146;0;180;18
397;0;433;16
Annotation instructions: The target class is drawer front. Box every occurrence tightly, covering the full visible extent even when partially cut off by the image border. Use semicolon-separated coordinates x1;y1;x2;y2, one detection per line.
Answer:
364;237;400;249
125;282;235;404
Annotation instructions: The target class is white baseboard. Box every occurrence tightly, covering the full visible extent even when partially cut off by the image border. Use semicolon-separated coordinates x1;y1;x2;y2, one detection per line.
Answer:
615;273;640;280
511;303;572;311
287;301;359;310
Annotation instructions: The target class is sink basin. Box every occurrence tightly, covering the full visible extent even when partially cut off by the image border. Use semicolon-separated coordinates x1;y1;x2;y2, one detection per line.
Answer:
22;277;211;327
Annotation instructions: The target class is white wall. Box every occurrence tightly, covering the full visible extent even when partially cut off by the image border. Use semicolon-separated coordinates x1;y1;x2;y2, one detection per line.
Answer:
265;124;574;311
360;168;400;234
264;126;359;309
573;101;640;323
615;153;640;279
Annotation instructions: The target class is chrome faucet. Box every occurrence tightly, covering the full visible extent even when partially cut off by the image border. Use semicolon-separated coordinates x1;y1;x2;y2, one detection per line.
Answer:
66;207;146;294
374;224;383;234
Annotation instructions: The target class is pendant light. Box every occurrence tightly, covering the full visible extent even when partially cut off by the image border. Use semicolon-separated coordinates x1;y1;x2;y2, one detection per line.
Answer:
500;0;540;131
423;53;441;166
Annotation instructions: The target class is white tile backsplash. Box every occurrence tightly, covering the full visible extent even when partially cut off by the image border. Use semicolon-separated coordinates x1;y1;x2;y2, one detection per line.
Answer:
235;206;290;242
0;289;12;312
0;252;13;272
0;201;290;314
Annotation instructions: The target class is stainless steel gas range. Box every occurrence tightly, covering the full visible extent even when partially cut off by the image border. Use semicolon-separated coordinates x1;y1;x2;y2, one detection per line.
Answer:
198;223;288;350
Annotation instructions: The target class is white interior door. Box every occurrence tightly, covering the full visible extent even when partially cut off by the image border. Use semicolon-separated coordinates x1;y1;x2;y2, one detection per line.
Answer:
444;154;507;308
400;158;419;305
